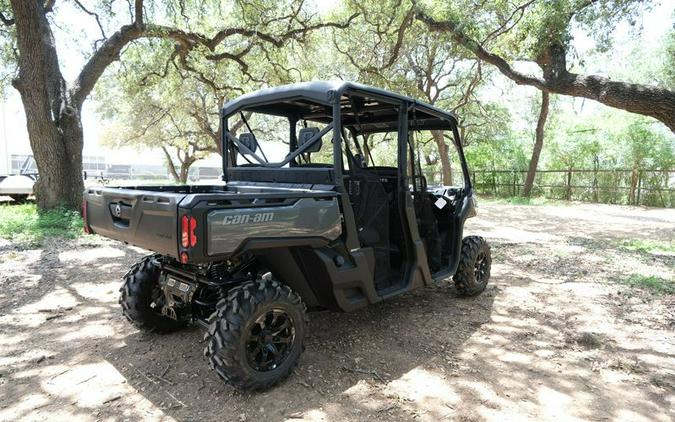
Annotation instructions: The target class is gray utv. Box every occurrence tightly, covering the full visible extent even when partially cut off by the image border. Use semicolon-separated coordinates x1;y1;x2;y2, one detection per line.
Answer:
83;81;492;390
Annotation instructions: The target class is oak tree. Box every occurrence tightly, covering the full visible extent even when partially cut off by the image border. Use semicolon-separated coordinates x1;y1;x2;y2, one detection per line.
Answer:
417;0;675;132
1;0;355;209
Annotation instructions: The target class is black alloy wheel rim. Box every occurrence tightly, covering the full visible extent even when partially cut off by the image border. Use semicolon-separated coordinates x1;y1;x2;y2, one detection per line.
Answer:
474;252;489;283
246;308;296;372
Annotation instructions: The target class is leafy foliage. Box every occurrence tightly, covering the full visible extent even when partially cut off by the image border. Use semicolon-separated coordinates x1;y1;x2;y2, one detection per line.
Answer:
3;0;672;208
95;0;346;181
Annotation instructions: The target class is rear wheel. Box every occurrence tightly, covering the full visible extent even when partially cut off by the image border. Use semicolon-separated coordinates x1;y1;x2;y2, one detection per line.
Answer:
10;194;28;203
453;236;491;296
119;255;187;333
204;278;307;391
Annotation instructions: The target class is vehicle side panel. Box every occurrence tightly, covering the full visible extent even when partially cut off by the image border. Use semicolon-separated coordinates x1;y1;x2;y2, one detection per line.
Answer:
206;198;342;256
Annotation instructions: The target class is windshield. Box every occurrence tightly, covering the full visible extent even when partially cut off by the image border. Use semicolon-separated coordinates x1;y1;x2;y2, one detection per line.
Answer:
226;111;335;168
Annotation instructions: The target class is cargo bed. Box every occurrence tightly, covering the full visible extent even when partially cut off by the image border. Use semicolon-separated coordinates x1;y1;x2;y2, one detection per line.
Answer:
83;183;341;261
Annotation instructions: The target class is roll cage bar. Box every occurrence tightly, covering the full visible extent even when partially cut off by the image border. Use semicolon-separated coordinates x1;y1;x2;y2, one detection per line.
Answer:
220;81;472;190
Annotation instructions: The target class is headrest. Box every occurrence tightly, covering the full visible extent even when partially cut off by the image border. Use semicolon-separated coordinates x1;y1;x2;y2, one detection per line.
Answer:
352;153;366;169
238;133;257;153
298;127;322;153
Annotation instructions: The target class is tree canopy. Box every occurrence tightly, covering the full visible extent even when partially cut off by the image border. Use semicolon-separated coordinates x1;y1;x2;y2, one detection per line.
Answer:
416;0;675;131
0;0;673;209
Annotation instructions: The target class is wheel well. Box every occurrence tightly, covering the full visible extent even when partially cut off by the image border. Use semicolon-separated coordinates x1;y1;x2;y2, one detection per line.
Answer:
252;247;340;311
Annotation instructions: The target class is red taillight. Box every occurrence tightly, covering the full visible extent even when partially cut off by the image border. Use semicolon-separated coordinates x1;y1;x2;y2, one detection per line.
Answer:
180;215;197;248
181;215;189;247
82;200;91;234
189;216;197;247
180;252;189;264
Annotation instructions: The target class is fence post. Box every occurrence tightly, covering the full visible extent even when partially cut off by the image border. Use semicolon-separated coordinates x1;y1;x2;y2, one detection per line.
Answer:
592;163;599;202
493;171;497;196
636;170;642;206
566;170;572;200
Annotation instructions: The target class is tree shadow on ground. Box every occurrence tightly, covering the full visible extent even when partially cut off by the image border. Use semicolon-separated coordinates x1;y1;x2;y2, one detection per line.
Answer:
105;282;496;421
1;203;674;421
0;236;498;421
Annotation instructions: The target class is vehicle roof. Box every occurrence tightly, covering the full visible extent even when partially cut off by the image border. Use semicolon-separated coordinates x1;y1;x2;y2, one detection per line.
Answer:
221;81;459;130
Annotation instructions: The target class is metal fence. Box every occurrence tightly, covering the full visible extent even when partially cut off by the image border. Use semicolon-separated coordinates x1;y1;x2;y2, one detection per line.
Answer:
472;168;675;208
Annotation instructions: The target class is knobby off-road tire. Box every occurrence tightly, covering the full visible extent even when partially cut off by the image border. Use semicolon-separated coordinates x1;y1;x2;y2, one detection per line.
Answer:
204;278;308;391
453;236;492;297
10;194;28;204
119;255;187;333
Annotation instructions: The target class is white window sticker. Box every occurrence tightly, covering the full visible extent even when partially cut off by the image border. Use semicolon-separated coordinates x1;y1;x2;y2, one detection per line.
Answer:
434;197;448;209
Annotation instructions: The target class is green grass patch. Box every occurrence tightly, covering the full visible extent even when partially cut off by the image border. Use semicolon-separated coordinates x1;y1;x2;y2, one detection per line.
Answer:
617;239;675;255
623;274;674;295
0;204;83;247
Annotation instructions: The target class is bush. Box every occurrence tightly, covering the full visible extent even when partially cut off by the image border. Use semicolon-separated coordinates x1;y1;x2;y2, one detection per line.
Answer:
0;204;83;247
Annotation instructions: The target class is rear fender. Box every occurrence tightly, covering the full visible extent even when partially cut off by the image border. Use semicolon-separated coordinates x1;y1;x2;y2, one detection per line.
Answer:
253;245;379;312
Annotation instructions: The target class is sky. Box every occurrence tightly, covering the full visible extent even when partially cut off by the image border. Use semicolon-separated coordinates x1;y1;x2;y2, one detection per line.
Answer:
0;0;672;174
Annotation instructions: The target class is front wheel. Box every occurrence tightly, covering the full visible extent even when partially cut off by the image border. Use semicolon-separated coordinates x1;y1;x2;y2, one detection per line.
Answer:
204;278;308;391
453;236;492;296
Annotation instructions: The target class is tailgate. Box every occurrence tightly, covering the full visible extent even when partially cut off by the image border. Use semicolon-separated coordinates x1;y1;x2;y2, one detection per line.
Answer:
84;187;186;257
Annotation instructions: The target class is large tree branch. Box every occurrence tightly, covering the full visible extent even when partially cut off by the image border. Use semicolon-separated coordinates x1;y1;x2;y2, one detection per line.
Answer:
134;0;143;24
70;23;144;107
207;12;358;49
70;11;359;108
417;12;675;132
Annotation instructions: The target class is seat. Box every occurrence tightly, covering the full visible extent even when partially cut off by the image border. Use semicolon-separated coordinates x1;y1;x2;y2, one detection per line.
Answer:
298;127;322;152
238;133;258;153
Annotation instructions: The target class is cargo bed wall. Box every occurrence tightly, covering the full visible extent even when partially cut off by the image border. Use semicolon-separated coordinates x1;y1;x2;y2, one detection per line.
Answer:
206;197;342;256
85;188;183;257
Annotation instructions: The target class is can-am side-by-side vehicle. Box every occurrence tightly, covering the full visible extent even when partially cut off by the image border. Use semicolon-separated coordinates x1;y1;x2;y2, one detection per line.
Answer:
83;81;492;390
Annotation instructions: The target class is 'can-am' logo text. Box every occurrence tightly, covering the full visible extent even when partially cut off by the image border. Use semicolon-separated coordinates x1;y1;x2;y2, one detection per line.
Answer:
222;213;274;225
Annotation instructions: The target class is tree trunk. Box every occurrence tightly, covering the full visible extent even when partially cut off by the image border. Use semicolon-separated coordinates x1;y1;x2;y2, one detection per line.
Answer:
10;0;84;210
629;165;638;205
9;1;356;210
179;164;190;184
162;146;181;183
523;91;549;197
432;130;452;185
162;146;196;184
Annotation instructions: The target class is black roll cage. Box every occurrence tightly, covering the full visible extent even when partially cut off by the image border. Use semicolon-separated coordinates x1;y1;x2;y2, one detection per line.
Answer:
220;82;472;191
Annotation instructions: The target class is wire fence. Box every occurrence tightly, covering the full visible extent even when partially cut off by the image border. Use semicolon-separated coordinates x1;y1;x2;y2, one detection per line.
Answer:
472;168;675;208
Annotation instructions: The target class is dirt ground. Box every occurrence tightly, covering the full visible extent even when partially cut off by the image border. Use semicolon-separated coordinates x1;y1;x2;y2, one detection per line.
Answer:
0;202;673;422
